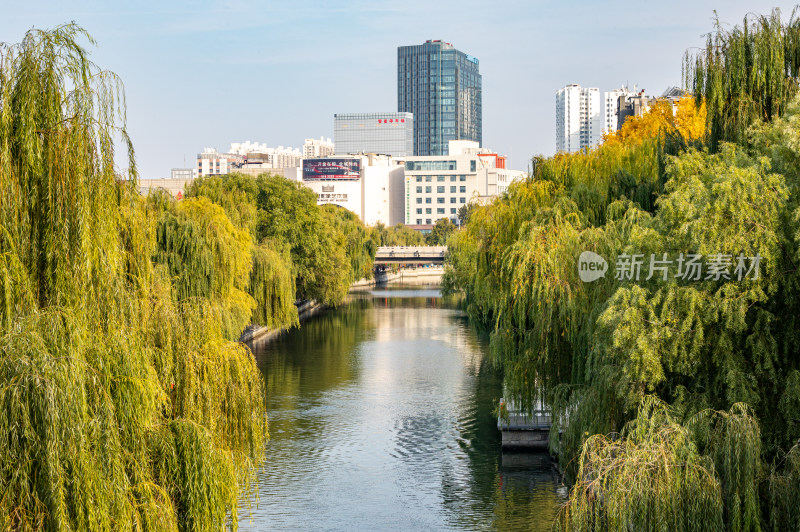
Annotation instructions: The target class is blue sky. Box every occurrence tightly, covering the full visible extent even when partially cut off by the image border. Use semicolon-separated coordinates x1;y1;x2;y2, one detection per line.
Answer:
2;1;798;176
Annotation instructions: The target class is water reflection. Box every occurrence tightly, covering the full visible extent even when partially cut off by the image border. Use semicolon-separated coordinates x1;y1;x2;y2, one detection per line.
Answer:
241;287;566;531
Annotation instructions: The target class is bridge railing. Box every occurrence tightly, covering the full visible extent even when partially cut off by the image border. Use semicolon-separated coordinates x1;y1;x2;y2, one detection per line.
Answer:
374;246;447;261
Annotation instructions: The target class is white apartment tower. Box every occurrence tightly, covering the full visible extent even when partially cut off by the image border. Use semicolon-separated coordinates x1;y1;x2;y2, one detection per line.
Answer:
303;137;335;158
555;84;602;153
604;87;628;135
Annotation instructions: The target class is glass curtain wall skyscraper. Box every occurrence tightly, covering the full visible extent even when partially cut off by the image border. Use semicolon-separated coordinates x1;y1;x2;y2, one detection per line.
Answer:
398;40;482;156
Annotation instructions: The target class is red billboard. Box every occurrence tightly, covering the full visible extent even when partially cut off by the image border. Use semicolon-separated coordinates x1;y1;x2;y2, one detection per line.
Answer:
303;158;360;180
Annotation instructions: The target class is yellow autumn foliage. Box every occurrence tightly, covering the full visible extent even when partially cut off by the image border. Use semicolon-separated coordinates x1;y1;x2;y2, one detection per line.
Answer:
603;95;707;146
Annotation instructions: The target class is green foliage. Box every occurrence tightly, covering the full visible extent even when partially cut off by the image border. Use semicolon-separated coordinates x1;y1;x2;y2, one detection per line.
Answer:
0;26;267;530
456;202;479;227
0;24;134;325
249;243;298;329
425;218;457;245
154;196;252;301
371;222;424;247
255;175;350;304
560;397;724;532
189;173;359;306
322;204;376;283
765;444;800;531
186;173;260;236
446;8;800;528
685;8;800;150
689;404;762;532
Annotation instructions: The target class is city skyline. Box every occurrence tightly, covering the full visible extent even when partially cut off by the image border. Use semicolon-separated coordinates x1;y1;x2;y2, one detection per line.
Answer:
1;0;796;178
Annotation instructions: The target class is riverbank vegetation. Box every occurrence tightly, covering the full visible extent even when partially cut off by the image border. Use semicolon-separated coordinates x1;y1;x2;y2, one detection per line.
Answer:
0;23;396;530
443;8;800;530
0;25;276;530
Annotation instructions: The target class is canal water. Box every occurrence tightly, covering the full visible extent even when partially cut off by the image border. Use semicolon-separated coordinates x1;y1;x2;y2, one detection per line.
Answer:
240;287;566;531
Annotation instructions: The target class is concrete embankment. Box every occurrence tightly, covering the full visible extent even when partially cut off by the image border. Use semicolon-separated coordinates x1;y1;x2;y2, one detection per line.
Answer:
241;267;444;344
239;300;325;344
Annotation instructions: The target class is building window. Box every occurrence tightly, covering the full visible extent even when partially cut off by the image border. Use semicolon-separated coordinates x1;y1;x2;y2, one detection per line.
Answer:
437;197;445;204
470;161;476;172
437;176;445;182
450;197;456;203
460;175;467;181
417;219;422;224
437;186;444;193
426;198;431;204
416;208;422;214
450;175;456;182
460;197;466;203
405;160;457;171
425;186;431;193
416;198;422;204
416;176;422;182
425;208;432;214
425;176;432;182
416;186;422;193
450;208;457;214
426;218;431;224
460;186;466;193
450;186;456;193
437;208;445;214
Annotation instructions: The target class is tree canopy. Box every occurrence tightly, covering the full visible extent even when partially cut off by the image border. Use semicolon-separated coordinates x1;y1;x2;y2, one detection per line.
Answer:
0;25;268;531
445;8;800;531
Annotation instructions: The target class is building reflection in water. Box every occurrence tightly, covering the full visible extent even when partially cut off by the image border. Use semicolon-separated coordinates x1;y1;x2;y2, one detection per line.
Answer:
242;287;565;531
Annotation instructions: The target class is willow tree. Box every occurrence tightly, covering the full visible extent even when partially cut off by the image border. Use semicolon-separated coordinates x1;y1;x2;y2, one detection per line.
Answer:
445;8;800;528
154;195;256;339
321;204;377;284
371;222;425;247
186;173;302;328
0;25;267;530
255;175;350;304
685;7;800;149
249;242;297;329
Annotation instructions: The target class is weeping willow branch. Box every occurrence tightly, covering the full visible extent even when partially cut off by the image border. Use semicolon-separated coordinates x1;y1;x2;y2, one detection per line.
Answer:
0;25;268;531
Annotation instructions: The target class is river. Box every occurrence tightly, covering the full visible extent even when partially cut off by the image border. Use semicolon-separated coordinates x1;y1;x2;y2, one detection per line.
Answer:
239;286;567;531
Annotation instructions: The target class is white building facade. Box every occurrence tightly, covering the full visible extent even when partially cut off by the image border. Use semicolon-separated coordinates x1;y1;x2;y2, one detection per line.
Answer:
403;141;525;227
229;141;303;169
197;148;243;176
603;86;634;135
303;137;335;158
555;84;602;153
300;154;405;226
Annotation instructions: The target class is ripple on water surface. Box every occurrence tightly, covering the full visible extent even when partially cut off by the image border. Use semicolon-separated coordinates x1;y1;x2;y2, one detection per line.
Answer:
240;289;566;531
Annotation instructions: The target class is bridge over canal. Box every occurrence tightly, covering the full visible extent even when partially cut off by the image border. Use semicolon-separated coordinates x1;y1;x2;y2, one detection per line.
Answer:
374;246;447;266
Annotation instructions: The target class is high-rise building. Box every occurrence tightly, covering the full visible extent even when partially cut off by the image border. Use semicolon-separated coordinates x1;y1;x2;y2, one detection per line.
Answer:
604;86;634;135
555;84;602;153
334;112;413;156
398;40;482;156
303;137;334;158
